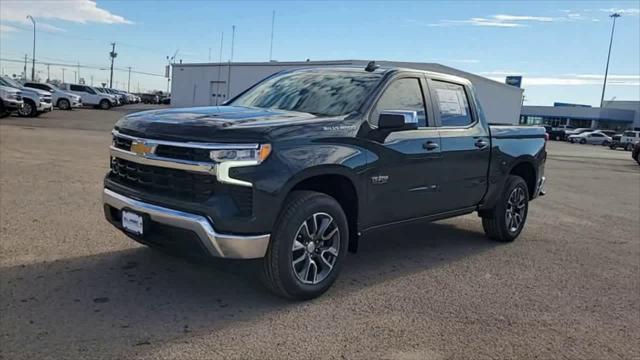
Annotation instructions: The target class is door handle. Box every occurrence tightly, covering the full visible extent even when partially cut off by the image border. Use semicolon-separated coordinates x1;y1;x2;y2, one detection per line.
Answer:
423;141;439;151
474;139;488;149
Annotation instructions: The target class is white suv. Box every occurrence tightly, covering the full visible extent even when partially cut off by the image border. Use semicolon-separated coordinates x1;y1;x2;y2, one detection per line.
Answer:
59;83;115;110
610;130;640;151
23;82;82;110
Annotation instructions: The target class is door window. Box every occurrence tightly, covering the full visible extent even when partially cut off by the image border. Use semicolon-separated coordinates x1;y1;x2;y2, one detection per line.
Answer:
431;81;473;127
371;78;427;127
70;85;84;92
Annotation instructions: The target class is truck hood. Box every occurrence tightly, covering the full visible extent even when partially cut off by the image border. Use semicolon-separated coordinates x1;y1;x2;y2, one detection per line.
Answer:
20;87;51;97
115;105;342;142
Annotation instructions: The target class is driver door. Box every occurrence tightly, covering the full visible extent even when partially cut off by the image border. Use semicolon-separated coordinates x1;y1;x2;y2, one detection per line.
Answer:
363;75;443;228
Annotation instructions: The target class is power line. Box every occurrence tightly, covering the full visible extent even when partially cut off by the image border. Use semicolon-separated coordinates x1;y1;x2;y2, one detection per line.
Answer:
0;57;165;77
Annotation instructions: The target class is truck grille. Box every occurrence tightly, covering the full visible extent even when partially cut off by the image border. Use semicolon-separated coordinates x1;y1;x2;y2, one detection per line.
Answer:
109;157;252;215
112;134;212;163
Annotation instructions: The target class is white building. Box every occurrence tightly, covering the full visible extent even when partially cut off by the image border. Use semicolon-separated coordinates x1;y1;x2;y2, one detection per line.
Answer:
170;60;524;125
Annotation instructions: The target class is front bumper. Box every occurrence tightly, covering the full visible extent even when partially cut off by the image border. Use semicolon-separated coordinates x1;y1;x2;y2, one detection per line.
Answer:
103;188;270;259
38;102;53;112
3;99;23;110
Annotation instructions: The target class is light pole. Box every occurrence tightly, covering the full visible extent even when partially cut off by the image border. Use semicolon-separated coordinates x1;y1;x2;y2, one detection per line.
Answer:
26;15;36;81
600;13;621;108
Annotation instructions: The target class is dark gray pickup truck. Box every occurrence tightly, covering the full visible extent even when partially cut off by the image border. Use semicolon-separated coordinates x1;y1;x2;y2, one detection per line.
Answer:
103;64;547;299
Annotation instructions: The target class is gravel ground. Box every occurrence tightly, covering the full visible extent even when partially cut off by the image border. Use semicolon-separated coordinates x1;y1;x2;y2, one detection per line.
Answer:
1;107;638;359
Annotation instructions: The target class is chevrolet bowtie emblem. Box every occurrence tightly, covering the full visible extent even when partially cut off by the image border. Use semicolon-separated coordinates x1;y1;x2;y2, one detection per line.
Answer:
130;141;154;156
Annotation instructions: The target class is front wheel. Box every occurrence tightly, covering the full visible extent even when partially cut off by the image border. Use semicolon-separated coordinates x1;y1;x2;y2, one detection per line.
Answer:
261;191;348;300
569;138;575;143
17;100;37;117
57;98;71;110
602;140;610;146
482;175;529;243
625;143;634;151
579;138;587;144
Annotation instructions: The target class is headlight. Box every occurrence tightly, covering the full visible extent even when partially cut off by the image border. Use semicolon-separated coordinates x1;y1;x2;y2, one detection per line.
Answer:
210;144;272;163
7;94;20;100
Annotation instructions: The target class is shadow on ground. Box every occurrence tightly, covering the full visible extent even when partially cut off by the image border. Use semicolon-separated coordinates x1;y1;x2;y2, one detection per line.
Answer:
1;220;497;357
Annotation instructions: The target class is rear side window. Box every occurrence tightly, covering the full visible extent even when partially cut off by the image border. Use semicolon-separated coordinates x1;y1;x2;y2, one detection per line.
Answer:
371;78;427;127
70;85;84;92
623;131;637;137
591;133;604;137
431;80;473;127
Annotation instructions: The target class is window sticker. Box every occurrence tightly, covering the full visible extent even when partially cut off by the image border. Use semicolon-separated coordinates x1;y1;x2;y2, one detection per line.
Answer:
436;88;467;116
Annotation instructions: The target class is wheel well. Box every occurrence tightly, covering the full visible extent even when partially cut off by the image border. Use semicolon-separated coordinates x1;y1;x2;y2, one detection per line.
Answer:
292;174;359;253
510;162;536;198
57;98;68;106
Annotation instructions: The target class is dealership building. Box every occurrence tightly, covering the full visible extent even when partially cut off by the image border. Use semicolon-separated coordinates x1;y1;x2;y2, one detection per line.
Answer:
170;60;524;125
520;101;640;131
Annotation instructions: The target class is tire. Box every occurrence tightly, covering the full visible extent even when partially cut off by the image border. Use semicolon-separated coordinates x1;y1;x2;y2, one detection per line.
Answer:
482;175;529;243
610;144;617;150
57;98;71;110
17;99;37;117
0;102;8;118
261;190;349;300
579;138;587;144
99;99;111;110
625;143;634;151
602;140;610;146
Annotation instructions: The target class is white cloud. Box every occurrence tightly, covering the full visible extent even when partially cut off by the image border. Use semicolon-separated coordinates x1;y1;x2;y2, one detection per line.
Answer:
0;0;132;25
485;74;640;86
0;24;19;33
600;8;640;16
428;14;556;27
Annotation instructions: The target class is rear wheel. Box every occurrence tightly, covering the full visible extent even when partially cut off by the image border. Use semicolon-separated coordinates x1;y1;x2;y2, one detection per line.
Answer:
57;98;71;110
602;140;610;146
261;190;348;300
625;143;634;151
17;99;37;117
579;138;587;144
99;99;111;110
482;175;529;243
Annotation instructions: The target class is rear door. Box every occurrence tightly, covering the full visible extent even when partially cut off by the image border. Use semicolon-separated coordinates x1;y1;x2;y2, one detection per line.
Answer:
428;78;490;212
364;75;443;226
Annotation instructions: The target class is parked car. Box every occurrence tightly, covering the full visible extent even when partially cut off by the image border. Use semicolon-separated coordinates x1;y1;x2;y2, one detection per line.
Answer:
140;93;159;104
564;127;593;139
23;82;82;110
0;85;23;117
609;130;640;151
593;129;617;138
95;87;121;106
548;125;575;141
102;65;547;300
159;96;170;105
59;83;115;110
632;142;640;165
0;76;52;117
568;131;612;145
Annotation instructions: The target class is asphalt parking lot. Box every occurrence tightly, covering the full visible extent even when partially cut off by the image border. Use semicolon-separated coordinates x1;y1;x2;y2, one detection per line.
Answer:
1;106;638;360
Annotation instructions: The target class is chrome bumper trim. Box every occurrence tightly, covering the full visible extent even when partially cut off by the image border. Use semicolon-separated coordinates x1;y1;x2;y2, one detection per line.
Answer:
103;188;270;259
110;146;217;175
537;176;546;197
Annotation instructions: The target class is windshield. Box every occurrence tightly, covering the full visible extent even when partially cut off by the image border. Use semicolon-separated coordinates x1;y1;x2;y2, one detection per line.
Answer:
231;70;383;117
0;76;24;89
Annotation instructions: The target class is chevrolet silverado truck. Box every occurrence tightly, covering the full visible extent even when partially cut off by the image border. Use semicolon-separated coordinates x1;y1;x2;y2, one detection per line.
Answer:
0;85;23;118
103;64;547;300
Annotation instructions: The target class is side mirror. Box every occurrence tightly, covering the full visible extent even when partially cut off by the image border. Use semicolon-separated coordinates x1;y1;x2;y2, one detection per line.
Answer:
378;110;418;130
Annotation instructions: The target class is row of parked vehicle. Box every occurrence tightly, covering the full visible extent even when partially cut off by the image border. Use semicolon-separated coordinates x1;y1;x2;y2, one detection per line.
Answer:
545;125;640;151
0;76;167;118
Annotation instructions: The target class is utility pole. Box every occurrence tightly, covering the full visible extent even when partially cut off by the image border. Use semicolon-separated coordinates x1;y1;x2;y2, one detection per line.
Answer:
109;42;117;88
27;15;36;81
127;67;131;92
23;54;27;80
227;25;235;99
215;31;224;106
269;10;275;61
77;61;80;82
62;68;65;82
90;75;94;86
600;13;621;108
46;64;50;81
73;70;77;83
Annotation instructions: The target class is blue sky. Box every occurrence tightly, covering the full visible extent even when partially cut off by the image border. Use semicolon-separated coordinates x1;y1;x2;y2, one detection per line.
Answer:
1;0;638;105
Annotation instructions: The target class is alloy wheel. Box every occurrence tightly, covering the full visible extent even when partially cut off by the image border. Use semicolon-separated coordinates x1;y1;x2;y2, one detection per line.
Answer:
505;186;526;233
291;212;340;285
18;102;33;116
